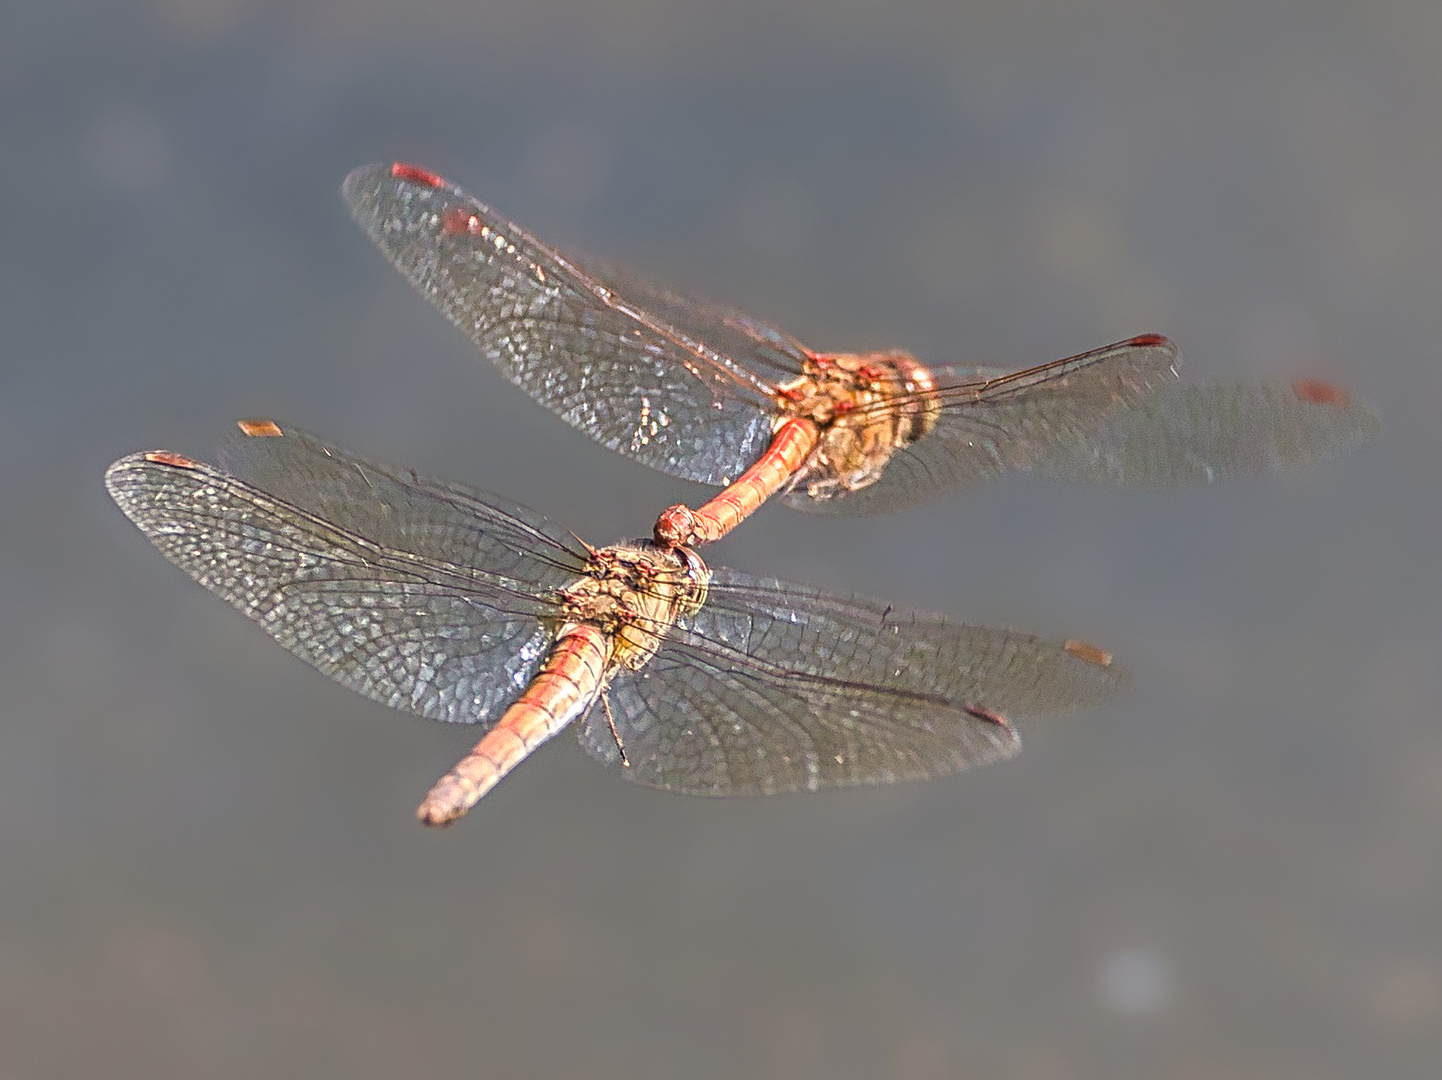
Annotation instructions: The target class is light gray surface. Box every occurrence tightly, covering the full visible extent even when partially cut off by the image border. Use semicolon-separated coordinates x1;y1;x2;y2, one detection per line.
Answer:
0;3;1430;1077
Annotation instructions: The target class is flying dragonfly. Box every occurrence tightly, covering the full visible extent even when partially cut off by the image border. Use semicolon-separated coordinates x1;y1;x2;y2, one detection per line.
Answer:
106;421;1127;825
342;162;1379;549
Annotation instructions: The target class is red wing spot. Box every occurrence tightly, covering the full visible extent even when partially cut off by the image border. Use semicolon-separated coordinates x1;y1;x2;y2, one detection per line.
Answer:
144;451;198;469
440;206;477;235
1127;333;1173;349
1064;638;1114;668
236;419;283;437
390;162;446;188
963;703;1012;730
1292;379;1351;408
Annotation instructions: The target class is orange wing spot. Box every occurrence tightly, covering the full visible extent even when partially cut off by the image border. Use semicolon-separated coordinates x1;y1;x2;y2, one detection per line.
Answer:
1127;333;1173;349
1064;638;1114;668
144;451;198;469
391;162;446;188
963;703;1012;730
236;419;283;437
1291;379;1350;408
440;206;478;235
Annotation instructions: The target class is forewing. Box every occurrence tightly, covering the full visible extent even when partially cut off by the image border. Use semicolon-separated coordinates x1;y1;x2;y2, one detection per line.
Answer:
784;335;1181;514
106;442;583;726
342;164;782;486
216;422;589;581
1026;379;1382;487
578;569;1128;795
563;251;813;389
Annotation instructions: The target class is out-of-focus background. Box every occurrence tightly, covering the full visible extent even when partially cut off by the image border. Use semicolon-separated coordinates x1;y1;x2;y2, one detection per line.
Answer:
1;2;1433;1076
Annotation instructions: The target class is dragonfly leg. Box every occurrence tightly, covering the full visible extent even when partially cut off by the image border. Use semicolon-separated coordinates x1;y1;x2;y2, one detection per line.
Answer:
602;692;629;768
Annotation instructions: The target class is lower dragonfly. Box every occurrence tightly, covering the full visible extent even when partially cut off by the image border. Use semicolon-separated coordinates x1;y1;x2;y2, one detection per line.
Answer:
106;421;1127;825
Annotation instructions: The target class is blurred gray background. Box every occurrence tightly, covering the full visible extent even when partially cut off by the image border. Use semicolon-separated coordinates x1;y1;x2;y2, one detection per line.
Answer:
0;1;1432;1077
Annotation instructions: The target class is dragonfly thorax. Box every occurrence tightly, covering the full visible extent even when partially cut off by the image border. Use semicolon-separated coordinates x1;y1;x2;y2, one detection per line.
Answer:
775;351;941;501
558;542;710;671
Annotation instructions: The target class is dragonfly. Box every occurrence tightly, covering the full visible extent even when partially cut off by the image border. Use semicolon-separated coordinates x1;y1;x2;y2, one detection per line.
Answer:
106;421;1127;825
342;162;1379;549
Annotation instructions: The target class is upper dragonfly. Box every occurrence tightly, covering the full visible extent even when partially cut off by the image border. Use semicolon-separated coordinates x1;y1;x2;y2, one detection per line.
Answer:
106;421;1126;825
343;163;1379;548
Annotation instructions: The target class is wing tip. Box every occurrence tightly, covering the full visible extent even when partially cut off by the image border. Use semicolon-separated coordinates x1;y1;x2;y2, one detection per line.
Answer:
104;450;209;524
341;161;450;203
102;453;141;501
1291;379;1350;408
104;449;196;487
1289;379;1383;442
1056;635;1134;707
339;162;386;202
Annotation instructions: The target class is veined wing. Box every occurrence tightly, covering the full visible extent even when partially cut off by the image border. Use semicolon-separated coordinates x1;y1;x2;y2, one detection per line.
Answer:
579;568;1128;795
343;163;790;486
563;251;813;388
216;421;587;584
784;335;1182;514
1025;378;1381;487
106;427;591;727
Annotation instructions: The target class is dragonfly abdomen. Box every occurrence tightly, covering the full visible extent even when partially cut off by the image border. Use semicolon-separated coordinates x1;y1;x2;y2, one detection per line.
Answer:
416;624;614;825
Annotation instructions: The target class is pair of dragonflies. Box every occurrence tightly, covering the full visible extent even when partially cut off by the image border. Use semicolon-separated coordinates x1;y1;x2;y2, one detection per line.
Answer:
107;162;1378;825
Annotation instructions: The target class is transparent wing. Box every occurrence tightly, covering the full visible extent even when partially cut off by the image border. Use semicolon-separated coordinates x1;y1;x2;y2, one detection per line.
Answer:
563;251;814;389
579;569;1128;795
215;422;588;582
343;163;790;486
784;335;1183;514
105;429;591;726
1026;379;1382;487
